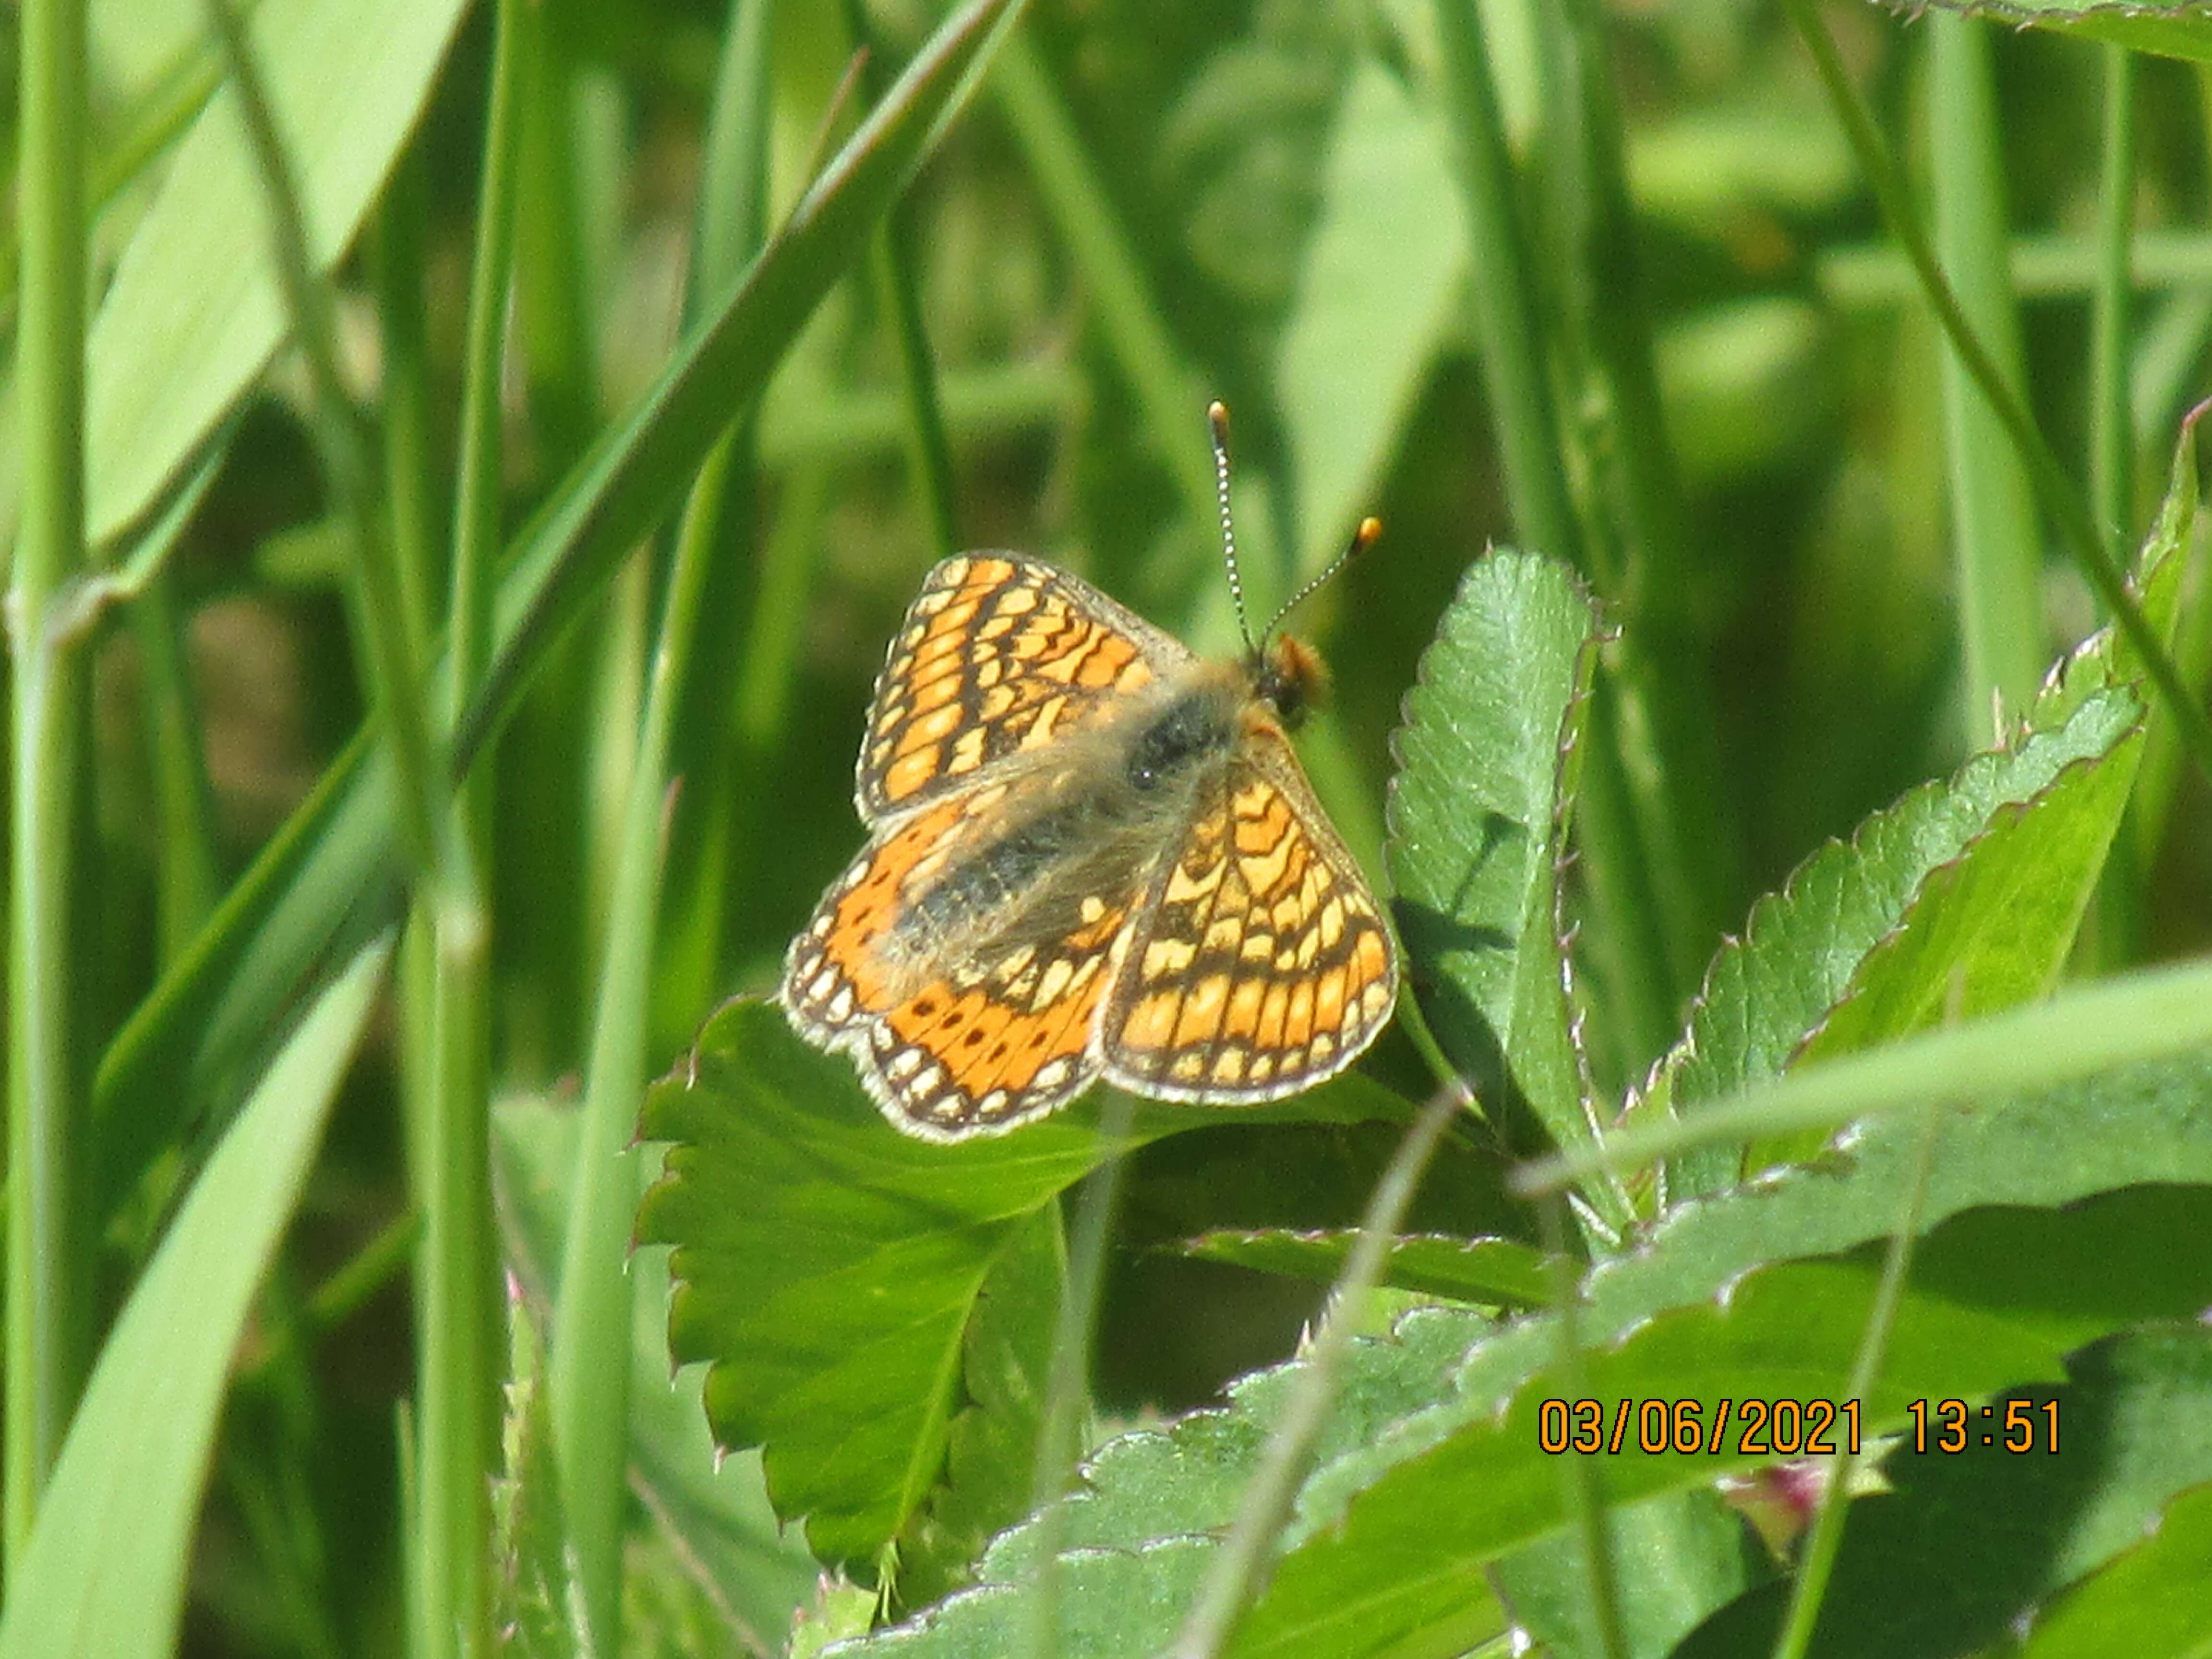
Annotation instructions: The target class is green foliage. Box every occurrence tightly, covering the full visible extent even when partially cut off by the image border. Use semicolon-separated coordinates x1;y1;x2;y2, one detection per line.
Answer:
13;0;2212;1657
0;939;387;1659
1386;548;1600;1174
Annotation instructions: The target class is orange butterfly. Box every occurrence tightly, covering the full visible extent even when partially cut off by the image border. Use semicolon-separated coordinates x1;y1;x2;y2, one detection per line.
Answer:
782;409;1396;1139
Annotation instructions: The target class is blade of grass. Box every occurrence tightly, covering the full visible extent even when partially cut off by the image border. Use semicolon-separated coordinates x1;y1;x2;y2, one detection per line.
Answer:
2091;49;2137;548
132;571;222;965
1431;0;1581;571
2091;48;2142;967
548;303;732;1659
90;0;1029;1231
374;148;445;658
842;0;960;561
1166;1082;1470;1659
0;935;390;1659
548;0;792;1645
85;0;471;556
652;0;778;1061
409;4;522;1655
1524;0;1736;1076
1769;1096;1942;1659
7;0;92;1570
1539;1190;1628;1659
1516;952;2212;1194
202;0;441;874
1930;13;2044;741
457;0;1028;771
1785;0;2212;791
989;26;1217;578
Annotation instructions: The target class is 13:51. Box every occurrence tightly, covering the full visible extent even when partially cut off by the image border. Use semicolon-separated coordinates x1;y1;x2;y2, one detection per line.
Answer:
1907;1397;2060;1454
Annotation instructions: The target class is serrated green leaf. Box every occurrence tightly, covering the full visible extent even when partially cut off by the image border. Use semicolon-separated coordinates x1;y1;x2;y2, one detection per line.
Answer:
829;1306;1503;1656
1173;1227;1549;1307
1276;55;1466;583
637;999;1142;1565
0;937;388;1659
892;1202;1060;1609
1682;416;2195;1183
991;1304;1491;1576
2012;1483;2212;1659
1763;729;2144;1166
1881;2;2212;70
1384;549;1601;1171
830;1538;1219;1658
636;988;1412;1571
1676;1327;2212;1657
1657;687;2139;1194
83;0;471;549
1239;1186;2212;1659
1273;1048;2212;1641
2054;13;2212;69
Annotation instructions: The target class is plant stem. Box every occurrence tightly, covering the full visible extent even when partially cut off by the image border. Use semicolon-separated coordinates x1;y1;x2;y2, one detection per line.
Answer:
1770;1101;1941;1659
6;0;90;1568
2091;48;2141;969
411;3;522;1655
1167;1082;1470;1659
1431;0;1581;572
1785;0;2212;788
2091;49;2137;550
202;0;443;873
1930;13;2042;740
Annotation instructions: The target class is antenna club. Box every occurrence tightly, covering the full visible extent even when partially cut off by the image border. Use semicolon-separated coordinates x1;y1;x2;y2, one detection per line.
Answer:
1208;401;1231;447
1356;516;1383;550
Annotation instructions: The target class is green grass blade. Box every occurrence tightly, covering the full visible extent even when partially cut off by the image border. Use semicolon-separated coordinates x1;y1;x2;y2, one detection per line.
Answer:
459;0;1027;768
408;2;524;1651
1526;954;2212;1193
1431;0;1582;570
7;0;92;1568
989;26;1217;575
1785;0;2212;788
551;6;1029;1644
83;0;471;552
0;935;389;1659
653;0;792;1055
1930;14;2044;739
89;0;1025;1235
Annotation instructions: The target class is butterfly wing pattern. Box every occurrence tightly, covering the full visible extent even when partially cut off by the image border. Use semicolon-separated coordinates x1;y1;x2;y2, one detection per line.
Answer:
782;552;1397;1141
1099;725;1395;1101
850;553;1182;822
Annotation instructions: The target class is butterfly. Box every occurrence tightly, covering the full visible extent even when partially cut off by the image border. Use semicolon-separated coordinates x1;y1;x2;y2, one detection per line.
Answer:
780;406;1398;1140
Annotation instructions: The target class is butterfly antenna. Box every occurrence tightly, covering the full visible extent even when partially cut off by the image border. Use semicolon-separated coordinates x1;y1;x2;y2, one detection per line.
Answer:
1208;401;1257;654
1261;515;1384;645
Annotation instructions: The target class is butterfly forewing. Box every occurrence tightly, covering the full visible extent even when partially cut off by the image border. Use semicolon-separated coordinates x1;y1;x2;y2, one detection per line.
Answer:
855;553;1186;823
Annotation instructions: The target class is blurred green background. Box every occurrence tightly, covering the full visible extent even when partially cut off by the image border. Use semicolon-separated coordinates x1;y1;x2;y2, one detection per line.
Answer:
36;0;2212;1650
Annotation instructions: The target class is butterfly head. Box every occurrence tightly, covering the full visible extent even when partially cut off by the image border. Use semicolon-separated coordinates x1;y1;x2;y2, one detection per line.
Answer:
1252;633;1329;730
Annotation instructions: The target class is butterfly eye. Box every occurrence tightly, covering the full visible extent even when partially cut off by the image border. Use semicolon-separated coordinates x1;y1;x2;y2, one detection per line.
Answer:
1259;637;1328;728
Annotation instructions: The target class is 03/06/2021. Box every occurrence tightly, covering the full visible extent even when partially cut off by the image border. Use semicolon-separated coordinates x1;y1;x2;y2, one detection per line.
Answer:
1537;1397;1863;1457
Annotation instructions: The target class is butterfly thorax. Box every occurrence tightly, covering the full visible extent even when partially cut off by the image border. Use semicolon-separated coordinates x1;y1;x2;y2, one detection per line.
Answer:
875;663;1255;991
